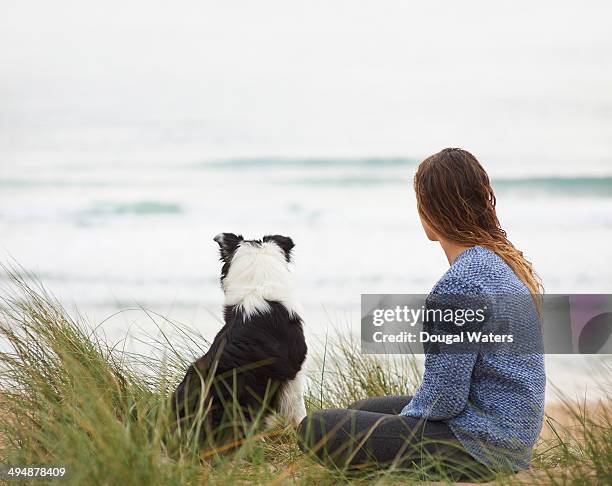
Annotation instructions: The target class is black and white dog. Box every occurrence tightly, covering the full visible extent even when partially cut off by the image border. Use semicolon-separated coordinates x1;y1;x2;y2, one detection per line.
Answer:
172;233;307;444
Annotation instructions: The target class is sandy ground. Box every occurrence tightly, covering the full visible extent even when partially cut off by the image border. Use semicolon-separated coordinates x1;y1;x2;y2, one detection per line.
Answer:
540;399;610;440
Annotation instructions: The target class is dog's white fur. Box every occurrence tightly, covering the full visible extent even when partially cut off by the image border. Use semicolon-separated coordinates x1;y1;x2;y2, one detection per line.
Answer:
220;238;307;426
276;368;307;426
221;240;304;319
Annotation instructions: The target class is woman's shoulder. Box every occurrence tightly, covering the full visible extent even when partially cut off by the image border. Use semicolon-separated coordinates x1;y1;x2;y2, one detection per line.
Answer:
432;246;527;295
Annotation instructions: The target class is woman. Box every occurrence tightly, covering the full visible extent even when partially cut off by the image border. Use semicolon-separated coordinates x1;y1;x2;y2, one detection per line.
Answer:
297;148;546;481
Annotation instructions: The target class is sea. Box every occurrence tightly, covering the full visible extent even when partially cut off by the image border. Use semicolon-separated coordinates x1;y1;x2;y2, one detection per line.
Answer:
1;0;611;401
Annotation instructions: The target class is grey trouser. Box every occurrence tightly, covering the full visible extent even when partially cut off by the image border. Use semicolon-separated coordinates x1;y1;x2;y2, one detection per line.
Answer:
297;395;493;481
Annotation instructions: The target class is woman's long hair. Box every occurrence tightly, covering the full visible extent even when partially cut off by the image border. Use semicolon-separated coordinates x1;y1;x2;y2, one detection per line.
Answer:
414;148;543;297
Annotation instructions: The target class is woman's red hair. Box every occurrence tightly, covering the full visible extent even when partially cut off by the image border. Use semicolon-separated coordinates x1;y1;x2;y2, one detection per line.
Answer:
414;148;543;298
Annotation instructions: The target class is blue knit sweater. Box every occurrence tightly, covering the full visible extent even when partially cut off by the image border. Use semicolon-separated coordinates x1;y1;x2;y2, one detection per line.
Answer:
400;246;546;471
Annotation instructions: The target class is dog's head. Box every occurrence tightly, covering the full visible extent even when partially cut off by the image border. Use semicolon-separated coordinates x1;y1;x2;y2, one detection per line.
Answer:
213;233;295;303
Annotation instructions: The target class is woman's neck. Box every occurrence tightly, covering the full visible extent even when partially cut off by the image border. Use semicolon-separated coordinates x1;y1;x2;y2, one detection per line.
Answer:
439;238;473;265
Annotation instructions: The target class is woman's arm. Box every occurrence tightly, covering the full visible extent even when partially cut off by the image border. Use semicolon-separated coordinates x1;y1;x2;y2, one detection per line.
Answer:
401;281;489;420
401;352;477;420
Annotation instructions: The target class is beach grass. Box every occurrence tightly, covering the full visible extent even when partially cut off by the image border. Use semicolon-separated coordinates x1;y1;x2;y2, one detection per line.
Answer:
0;270;610;485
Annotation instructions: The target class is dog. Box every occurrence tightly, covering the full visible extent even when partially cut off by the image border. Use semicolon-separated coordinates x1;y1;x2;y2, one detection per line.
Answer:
172;233;307;445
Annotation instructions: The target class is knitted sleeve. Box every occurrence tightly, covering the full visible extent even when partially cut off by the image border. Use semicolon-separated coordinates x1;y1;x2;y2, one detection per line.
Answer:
400;277;490;420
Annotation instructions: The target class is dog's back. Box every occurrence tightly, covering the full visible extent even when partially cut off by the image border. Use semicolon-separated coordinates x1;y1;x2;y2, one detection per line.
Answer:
172;234;307;445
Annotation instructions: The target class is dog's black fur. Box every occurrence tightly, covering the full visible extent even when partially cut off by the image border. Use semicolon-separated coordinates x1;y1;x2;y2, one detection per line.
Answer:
172;233;307;446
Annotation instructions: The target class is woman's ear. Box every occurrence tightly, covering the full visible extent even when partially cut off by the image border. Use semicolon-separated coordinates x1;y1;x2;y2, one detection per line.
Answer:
213;233;243;261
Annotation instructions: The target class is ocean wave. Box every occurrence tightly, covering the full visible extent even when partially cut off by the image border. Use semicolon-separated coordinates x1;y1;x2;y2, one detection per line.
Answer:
84;201;183;216
3;163;611;197
493;176;612;196
286;175;405;186
191;157;612;195
285;174;612;195
0;179;112;188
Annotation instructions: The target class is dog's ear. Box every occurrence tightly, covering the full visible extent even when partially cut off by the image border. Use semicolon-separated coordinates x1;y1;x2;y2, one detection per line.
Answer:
263;234;295;262
214;233;243;261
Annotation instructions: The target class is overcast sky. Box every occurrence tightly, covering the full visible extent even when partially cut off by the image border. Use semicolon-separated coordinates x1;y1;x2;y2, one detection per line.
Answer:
1;1;611;168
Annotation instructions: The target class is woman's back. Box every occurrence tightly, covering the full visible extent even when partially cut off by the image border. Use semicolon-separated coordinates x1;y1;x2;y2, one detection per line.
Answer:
402;246;546;471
